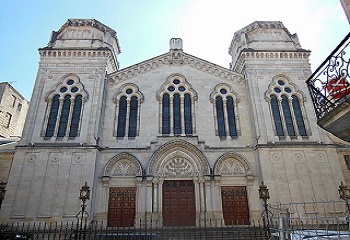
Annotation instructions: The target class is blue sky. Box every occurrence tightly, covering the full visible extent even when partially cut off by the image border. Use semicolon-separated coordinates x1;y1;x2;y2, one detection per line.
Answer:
0;0;349;100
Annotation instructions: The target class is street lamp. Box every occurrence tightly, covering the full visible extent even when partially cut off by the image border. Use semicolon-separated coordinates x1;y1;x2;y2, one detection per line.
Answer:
0;182;6;210
259;181;271;237
76;182;90;240
338;181;350;213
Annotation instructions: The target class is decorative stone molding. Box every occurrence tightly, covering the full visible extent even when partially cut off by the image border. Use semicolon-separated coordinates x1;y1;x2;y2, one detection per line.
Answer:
214;152;254;176
241;51;310;60
39;49;114;58
104;152;142;177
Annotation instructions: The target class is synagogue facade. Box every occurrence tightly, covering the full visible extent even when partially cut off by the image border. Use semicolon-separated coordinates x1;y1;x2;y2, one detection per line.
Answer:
0;19;344;226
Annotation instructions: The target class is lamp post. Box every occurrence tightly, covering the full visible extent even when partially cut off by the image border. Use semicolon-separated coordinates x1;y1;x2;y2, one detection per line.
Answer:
76;182;90;240
0;182;6;210
259;181;270;237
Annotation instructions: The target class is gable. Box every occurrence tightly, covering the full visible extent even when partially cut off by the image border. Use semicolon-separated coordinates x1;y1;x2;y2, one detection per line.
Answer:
107;51;244;84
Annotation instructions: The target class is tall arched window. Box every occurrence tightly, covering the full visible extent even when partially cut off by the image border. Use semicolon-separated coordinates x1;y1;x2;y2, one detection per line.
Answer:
157;75;197;136
114;84;143;139
184;94;192;134
267;77;309;139
162;94;170;134
69;95;83;137
43;76;86;139
45;95;60;137
116;96;127;138
211;84;240;138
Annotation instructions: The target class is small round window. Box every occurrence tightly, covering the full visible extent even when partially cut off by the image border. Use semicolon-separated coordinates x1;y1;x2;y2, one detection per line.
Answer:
278;80;285;86
285;87;292;93
126;89;133;94
220;89;227;94
173;79;180;85
71;87;79;93
168;86;175;92
178;86;186;92
67;80;74;85
60;87;67;93
274;87;281;93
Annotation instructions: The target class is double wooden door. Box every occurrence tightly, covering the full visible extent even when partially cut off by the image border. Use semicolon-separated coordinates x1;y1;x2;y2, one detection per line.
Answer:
162;180;196;226
108;187;136;227
221;186;249;225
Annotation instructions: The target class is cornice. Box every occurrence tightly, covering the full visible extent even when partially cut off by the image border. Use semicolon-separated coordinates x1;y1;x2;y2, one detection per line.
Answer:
38;48;118;71
232;50;311;72
107;51;244;84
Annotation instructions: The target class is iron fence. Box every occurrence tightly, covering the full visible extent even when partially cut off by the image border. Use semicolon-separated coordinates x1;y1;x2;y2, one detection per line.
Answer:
0;220;268;240
306;31;350;120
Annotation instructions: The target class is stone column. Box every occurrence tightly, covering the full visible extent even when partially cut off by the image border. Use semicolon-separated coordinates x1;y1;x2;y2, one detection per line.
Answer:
135;176;143;226
146;176;153;217
213;176;223;225
199;178;206;225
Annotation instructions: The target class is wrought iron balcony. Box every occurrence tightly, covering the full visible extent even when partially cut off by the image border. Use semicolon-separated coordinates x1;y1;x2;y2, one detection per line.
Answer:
306;32;350;142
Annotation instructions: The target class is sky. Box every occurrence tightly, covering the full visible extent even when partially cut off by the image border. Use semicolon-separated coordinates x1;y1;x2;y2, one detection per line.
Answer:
0;0;349;101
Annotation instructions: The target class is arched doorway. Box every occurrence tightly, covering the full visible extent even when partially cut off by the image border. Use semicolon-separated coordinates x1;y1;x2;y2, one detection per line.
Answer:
214;152;255;225
148;140;210;226
103;153;143;227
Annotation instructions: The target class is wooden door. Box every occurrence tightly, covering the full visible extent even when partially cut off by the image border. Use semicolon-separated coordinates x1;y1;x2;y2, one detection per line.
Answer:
162;180;196;226
221;186;249;225
108;187;136;227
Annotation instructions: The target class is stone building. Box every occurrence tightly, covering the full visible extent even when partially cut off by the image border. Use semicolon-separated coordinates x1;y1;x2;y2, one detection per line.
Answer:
0;82;28;139
0;82;29;184
0;19;345;226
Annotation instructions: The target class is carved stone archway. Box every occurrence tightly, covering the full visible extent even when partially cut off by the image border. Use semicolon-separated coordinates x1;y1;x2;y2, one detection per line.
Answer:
148;140;210;176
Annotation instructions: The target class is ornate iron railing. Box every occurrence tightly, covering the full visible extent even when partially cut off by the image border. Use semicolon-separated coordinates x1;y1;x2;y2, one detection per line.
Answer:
306;32;350;119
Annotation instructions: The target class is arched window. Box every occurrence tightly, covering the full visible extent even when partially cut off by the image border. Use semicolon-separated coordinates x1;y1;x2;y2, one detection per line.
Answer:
270;96;283;136
162;94;170;134
173;94;181;135
57;95;71;137
216;96;226;137
116;96;127;138
158;75;197;136
211;84;239;138
69;95;83;137
226;96;237;137
128;96;138;138
267;77;309;139
184;94;192;134
114;84;143;139
44;76;86;139
45;95;60;137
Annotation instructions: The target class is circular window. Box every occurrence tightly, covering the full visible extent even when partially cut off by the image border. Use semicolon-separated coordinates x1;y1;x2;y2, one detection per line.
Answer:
220;89;227;94
274;87;281;93
67;80;74;85
173;79;180;85
278;80;285;86
71;87;79;93
168;86;175;92
285;87;292;93
60;87;67;93
126;89;133;94
178;86;186;92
